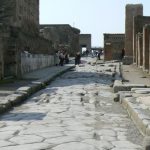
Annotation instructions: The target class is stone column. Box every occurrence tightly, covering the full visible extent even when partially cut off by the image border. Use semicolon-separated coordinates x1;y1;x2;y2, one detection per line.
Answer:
124;4;143;64
137;33;143;67
135;34;138;66
133;16;150;66
143;24;150;72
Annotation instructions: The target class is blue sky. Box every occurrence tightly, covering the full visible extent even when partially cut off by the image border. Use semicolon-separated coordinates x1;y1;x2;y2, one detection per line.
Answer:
40;0;149;47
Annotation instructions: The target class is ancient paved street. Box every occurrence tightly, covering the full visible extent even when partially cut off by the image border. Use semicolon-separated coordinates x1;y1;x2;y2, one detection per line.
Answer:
0;58;144;150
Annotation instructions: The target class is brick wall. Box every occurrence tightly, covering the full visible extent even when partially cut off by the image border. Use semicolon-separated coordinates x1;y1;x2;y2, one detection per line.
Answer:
40;25;80;56
0;0;39;34
125;4;143;64
104;34;125;61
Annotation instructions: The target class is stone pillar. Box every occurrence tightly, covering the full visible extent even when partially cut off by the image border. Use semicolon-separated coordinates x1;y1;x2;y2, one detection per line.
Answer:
135;34;138;66
124;4;143;64
133;16;150;65
143;24;150;72
137;33;143;67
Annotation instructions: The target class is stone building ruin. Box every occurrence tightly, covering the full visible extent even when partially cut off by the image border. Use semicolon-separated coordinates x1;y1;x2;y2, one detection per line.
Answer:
124;4;143;64
79;34;91;54
0;1;59;79
40;24;80;56
123;3;150;76
104;34;125;61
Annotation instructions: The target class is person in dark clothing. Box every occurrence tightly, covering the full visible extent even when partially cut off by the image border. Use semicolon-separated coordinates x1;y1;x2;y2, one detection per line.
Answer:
75;52;81;65
64;52;69;64
97;50;102;60
59;51;65;66
121;48;125;60
85;49;89;56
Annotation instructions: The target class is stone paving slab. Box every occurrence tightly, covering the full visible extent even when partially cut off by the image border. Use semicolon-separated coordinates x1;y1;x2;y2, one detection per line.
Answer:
0;59;143;150
0;64;75;114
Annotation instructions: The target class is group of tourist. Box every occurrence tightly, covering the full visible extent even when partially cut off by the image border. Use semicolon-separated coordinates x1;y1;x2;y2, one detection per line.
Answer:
55;50;69;66
55;50;82;66
55;48;125;67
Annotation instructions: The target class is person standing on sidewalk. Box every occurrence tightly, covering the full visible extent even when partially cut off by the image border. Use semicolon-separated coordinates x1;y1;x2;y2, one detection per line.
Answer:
97;50;102;60
55;50;60;66
75;52;81;65
59;50;65;66
64;51;69;64
121;48;125;60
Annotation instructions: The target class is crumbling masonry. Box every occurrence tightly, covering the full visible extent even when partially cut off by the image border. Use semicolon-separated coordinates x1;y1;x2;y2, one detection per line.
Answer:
0;0;53;79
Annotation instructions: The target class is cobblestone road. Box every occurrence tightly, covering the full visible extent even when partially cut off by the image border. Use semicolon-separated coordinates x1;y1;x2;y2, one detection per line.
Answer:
0;58;144;150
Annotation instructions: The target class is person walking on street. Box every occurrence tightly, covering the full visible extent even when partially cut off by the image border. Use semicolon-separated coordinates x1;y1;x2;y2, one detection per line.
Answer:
75;52;81;65
97;50;102;60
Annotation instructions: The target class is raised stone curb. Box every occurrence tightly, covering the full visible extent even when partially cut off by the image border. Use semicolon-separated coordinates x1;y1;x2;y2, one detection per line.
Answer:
113;80;147;93
119;90;150;137
113;63;150;148
113;62;150;148
0;65;75;114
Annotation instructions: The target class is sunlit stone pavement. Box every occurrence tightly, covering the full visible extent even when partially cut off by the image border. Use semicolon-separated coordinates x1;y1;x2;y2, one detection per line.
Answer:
0;57;143;150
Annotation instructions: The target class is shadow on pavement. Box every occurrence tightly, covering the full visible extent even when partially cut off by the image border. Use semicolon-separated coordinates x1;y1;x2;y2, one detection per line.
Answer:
56;71;113;86
0;112;46;121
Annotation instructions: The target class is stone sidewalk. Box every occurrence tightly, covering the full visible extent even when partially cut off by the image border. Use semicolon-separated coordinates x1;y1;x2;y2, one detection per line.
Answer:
114;64;150;139
0;64;75;114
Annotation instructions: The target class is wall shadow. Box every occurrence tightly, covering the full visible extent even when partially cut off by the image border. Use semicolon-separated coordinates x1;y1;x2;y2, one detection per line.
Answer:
51;70;113;87
0;112;46;121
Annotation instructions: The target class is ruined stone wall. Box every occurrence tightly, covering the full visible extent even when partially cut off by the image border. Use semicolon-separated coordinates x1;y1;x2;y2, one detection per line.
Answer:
70;28;80;55
21;53;55;74
18;30;53;55
40;25;80;56
133;16;150;63
0;0;39;35
79;34;91;53
0;25;17;78
104;34;125;61
0;24;53;79
40;27;59;50
0;0;16;26
16;28;53;77
125;4;143;64
0;0;55;79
